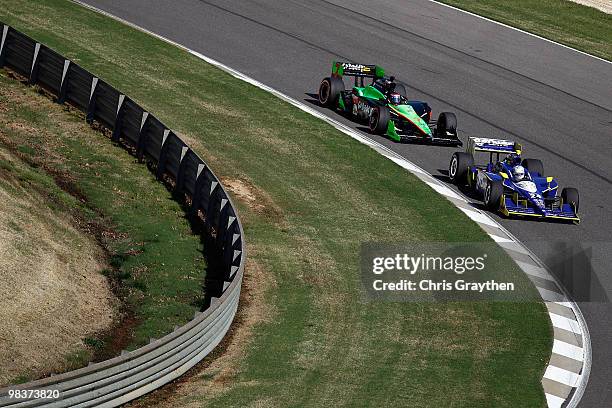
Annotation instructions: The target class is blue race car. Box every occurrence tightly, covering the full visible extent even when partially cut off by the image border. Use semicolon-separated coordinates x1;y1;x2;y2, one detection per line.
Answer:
448;137;580;223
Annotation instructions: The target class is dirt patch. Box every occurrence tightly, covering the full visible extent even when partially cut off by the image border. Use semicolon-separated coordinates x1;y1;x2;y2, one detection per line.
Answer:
221;177;284;222
188;258;276;397
0;150;117;385
569;0;612;13
126;255;276;408
223;178;258;205
188;96;243;119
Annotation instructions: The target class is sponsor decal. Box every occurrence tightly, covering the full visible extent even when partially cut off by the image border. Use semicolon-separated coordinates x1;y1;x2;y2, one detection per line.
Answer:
472;137;514;148
357;100;373;117
342;62;372;73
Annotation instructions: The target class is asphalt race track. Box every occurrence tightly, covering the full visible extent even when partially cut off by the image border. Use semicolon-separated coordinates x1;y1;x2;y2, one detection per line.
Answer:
77;0;612;405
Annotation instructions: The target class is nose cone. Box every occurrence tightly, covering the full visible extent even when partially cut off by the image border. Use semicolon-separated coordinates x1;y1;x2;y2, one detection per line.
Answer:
394;105;432;136
532;195;546;211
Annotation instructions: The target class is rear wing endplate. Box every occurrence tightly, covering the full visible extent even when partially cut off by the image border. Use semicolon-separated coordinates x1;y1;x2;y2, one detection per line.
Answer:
332;61;385;79
467;137;522;155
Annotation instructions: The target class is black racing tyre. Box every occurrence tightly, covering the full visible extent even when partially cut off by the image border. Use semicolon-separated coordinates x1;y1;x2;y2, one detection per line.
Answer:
369;106;390;135
318;76;344;107
562;187;580;213
436;112;457;137
484;179;504;211
449;152;474;185
521;158;544;177
394;83;408;98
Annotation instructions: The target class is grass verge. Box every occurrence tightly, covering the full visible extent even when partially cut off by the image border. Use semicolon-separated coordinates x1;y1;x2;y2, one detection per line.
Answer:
0;72;206;363
437;0;612;61
0;140;115;385
1;2;551;407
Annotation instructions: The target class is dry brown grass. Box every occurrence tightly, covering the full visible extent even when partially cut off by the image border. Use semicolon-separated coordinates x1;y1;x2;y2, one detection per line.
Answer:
0;148;117;385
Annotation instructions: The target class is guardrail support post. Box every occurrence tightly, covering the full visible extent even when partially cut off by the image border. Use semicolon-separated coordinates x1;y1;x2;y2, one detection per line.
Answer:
221;214;238;277
28;43;41;84
190;163;207;218
136;111;149;161
0;25;9;67
57;60;71;104
230;265;239;280
217;200;231;247
205;180;219;231
156;129;171;179
233;248;242;266
229;226;242;280
174;146;190;193
86;76;99;123
112;94;126;142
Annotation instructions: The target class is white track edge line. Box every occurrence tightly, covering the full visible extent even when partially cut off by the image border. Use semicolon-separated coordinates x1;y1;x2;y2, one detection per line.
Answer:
67;3;592;407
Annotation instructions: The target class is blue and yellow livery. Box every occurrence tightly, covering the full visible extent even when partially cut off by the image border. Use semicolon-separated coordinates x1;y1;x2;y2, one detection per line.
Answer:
449;137;580;223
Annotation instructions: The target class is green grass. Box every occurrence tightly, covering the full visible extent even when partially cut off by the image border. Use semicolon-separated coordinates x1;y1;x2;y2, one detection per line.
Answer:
438;0;612;61
64;349;92;372
0;1;551;406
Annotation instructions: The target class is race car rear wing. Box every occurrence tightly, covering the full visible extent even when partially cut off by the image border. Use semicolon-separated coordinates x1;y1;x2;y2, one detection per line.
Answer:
331;61;385;79
467;137;522;155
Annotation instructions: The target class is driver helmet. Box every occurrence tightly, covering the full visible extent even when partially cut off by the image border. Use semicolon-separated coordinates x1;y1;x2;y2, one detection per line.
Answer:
511;165;526;182
389;92;401;105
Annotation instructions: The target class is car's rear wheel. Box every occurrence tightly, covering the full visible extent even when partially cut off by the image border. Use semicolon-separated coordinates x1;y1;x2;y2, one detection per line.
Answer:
449;152;474;185
562;187;579;213
484;179;504;211
522;158;544;177
318;76;344;107
369;106;390;135
436;112;457;138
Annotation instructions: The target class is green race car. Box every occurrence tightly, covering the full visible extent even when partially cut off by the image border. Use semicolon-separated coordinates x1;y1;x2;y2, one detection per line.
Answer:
318;61;462;146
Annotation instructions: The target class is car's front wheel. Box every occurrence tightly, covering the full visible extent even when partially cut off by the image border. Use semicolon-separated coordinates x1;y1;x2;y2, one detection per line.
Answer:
449;152;474;186
369;106;390;135
435;112;457;138
562;187;579;213
484;179;504;211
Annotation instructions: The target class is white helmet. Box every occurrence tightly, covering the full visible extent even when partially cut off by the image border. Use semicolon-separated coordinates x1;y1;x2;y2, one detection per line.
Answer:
511;165;526;182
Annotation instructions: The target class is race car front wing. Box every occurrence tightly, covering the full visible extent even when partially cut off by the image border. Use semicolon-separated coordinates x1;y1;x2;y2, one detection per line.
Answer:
501;195;580;222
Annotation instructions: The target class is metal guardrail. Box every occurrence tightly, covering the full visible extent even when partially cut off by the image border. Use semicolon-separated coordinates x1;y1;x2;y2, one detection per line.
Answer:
0;23;245;407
